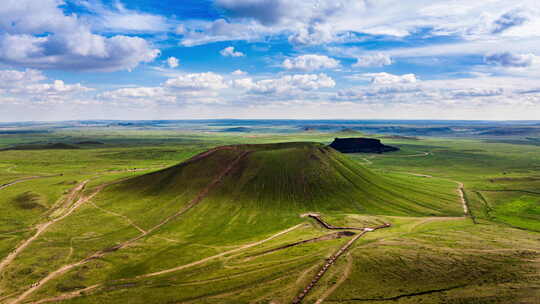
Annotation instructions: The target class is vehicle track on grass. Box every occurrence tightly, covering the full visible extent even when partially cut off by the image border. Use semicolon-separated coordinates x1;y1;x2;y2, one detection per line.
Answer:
99;166;167;175
407;217;464;233
88;201;146;234
0;170;150;278
0;180;90;274
244;231;356;261
315;252;353;304
455;181;468;215
9;150;250;304
0;228;34;236
375;151;431;159
401;151;431;157
449;180;477;223
292;217;391;304
26;223;305;304
402;172;474;220
30;285;99;304
102;150;252;253
356;151;430;166
0;176;58;191
134;222;302;279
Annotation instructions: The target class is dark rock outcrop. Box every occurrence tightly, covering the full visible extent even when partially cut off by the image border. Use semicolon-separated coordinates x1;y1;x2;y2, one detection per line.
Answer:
329;137;399;154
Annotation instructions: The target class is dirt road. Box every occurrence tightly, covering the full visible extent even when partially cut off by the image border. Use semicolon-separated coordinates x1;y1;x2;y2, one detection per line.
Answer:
22;224;305;304
292;221;391;304
8;151;250;304
106;150;252;252
455;181;468;214
0;176;47;191
0;181;89;274
89;201;146;234
403;172;472;219
137;223;304;279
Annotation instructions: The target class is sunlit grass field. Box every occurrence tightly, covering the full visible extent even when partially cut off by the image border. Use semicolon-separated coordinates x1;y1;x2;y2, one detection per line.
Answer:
0;129;538;303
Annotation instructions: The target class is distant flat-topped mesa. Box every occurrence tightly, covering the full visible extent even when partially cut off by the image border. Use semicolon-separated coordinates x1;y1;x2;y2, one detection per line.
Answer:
329;137;399;154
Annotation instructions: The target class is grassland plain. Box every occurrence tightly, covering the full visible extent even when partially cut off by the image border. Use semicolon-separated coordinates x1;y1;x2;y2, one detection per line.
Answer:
0;129;538;304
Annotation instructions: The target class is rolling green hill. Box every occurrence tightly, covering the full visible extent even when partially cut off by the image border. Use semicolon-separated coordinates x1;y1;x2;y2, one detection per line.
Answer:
110;142;459;218
1;138;537;304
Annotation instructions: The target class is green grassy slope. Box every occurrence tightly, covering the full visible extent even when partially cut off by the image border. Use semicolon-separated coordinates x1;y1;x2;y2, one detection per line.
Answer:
112;142;459;218
1;132;538;304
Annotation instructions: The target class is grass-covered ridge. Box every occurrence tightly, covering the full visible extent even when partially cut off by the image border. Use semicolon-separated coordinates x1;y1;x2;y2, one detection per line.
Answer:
0;128;538;304
112;142;459;217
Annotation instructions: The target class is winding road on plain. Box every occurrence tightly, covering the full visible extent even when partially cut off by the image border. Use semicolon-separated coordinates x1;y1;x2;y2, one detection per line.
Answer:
6;150;250;304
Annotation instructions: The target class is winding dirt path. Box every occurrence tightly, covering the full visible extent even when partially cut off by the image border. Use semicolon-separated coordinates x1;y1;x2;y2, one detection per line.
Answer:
9;150;250;304
354;151;431;166
402;172;472;219
292;219;391;304
315;252;353;304
31;285;100;304
89;201;146;234
445;179;476;223
455;181;468;215
360;158;373;165
25;224;304;304
106;150;252;253
137;223;303;279
407;217;464;233
0;181;89;274
0;176;50;191
245;231;355;261
99;167;167;175
401;151;431;157
406;173;433;178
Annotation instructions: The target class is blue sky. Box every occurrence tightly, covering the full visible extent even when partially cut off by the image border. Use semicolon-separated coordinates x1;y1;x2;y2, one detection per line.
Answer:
1;0;539;121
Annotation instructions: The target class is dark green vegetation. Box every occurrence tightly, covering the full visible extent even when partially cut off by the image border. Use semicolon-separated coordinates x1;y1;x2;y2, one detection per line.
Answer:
0;123;538;304
1;143;80;151
119;142;457;216
11;192;46;210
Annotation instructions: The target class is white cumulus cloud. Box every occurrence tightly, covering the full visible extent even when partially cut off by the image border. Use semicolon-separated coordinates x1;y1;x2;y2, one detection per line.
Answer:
167;57;180;68
100;72;231;105
0;68;92;104
353;53;392;68
220;46;245;57
282;55;340;71
0;69;46;85
231;69;248;75
234;73;335;94
165;72;228;90
363;73;418;85
0;0;160;72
